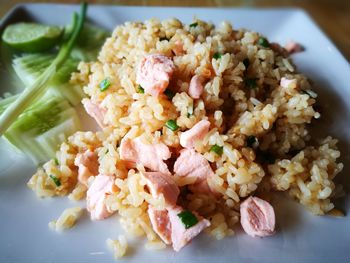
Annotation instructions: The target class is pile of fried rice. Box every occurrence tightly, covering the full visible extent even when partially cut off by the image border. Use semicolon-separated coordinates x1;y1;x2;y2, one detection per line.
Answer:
27;18;344;257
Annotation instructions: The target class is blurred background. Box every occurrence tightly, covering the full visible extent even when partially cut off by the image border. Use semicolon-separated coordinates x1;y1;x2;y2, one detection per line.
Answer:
0;0;349;59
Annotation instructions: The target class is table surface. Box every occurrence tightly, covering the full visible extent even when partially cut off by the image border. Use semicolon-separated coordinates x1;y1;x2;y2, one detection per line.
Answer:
0;0;349;61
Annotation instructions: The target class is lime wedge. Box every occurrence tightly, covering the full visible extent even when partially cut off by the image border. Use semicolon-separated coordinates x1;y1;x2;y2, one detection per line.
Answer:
2;23;63;52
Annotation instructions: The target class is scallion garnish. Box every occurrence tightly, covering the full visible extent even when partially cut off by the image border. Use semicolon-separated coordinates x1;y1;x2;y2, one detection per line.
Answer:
189;22;198;28
257;37;270;48
244;77;257;89
54;158;59;165
213;52;222;59
99;78;110;91
137;85;145;94
165;119;179;131
49;174;61;187
243;58;250;69
177;210;198;229
246;135;257;148
210;144;223;156
164;89;175;99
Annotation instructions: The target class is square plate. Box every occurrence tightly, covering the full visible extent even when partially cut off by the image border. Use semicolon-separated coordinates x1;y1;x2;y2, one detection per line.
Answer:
0;4;349;263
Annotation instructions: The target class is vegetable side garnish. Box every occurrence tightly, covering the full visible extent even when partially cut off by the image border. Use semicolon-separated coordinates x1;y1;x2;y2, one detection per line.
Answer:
99;78;111;91
165;120;179;131
213;52;222;59
49;174;61;187
177;210;198;229
258;37;270;48
210;144;223;156
137;85;145;94
0;2;87;136
189;22;198;28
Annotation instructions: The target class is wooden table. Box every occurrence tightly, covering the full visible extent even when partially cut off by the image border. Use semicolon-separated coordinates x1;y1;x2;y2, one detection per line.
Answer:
0;0;349;60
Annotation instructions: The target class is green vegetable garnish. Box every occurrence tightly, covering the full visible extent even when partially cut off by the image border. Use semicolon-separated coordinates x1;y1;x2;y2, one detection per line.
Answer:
165;119;179;131
177;210;198;229
99;78;111;91
0;2;87;136
243;58;250;69
164;89;175;99
137;85;145;94
257;37;270;48
244;77;257;89
54;158;59;165
246;135;257;148
189;22;198;28
210;144;223;156
49;174;61;187
2;23;63;52
213;52;222;59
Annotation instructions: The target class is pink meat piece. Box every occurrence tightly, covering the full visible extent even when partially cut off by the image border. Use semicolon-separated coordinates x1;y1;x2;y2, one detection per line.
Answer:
174;149;214;182
142;172;180;207
240;196;275;237
74;150;99;186
270;42;288;57
136;54;175;96
168;206;210;252
148;206;172;244
119;137;171;174
180;120;210;149
82;98;107;128
172;40;185;56
285;41;304;54
87;175;116;221
188;75;204;99
280;77;297;89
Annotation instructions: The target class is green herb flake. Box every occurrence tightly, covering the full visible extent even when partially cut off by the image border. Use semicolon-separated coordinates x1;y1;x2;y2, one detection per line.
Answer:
210;144;223;156
257;37;270;48
137;85;145;94
213;52;222;60
165;119;179;131
164;89;175;99
177;210;198;229
189;22;198;28
54;158;59;165
244;77;257;89
49;174;61;187
246;135;257;148
243;58;250;69
99;78;111;91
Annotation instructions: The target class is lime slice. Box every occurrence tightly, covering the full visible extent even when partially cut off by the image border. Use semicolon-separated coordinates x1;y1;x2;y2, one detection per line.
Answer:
2;23;63;52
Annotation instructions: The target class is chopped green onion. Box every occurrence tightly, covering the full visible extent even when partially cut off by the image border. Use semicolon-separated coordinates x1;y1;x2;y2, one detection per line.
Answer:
244;77;257;89
99;78;111;91
257;37;270;48
164;89;175;99
0;2;87;136
165;119;178;131
49;174;61;187
137;85;145;94
187;113;191;118
243;58;250;69
213;52;222;59
54;158;59;165
189;22;198;28
210;144;223;156
246;135;257;148
159;37;169;41
177;210;198;229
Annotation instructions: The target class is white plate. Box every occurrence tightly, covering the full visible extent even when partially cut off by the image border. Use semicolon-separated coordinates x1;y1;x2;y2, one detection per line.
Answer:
0;4;349;263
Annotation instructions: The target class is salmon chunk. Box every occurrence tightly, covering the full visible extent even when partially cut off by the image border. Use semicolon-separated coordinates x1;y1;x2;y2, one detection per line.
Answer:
172;40;185;56
174;149;214;182
82;98;107;128
74;150;99;186
240;196;275;237
168;206;210;252
136;54;175;96
188;75;204;99
285;41;304;54
180;120;210;149
87;175;116;221
119;137;171;174
148;206;172;244
142;172;180;207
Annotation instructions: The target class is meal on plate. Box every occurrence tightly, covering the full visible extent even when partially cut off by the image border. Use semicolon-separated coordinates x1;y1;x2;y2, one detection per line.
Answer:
0;3;345;259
